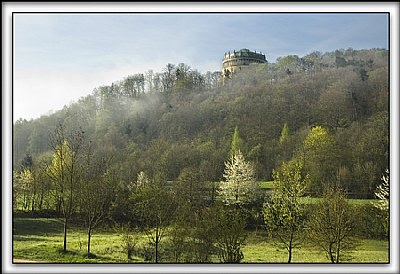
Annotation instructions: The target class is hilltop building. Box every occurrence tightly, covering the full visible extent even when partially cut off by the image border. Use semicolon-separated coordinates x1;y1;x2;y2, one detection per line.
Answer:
222;48;267;82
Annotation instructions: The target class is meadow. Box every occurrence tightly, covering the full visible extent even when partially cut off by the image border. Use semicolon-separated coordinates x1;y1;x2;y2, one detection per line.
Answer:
259;181;378;205
13;217;388;263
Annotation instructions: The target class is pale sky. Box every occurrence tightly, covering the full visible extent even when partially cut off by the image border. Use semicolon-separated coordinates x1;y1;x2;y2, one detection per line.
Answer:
13;12;388;121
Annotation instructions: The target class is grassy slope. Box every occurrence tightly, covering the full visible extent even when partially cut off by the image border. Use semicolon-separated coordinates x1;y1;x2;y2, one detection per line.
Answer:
13;218;388;263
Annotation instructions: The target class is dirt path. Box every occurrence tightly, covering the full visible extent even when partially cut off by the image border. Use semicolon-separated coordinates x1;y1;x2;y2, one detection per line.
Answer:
13;258;44;263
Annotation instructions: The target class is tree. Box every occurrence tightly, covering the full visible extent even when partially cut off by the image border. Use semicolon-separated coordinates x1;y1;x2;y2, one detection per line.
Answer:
308;185;358;263
13;169;34;211
144;69;154;93
109;179;136;227
169;203;220;263
80;151;114;256
276;55;303;75
170;167;215;262
13;118;33;167
161;63;176;93
21;153;33;170
13;171;21;211
314;89;352;130
302;51;322;77
47;139;74;251
188;207;220;262
174;167;207;212
31;154;53;212
218;150;257;205
173;63;194;93
119;225;138;262
263;161;309;263
279;123;290;145
278;123;294;163
335;56;347;68
204;71;221;90
47;124;85;252
230;126;244;157
354;112;389;187
223;69;231;80
168;220;189;263
215;206;247;263
122;75;138;98
135;171;150;190
302;126;338;193
374;169;389;235
28;120;51;155
132;174;176;263
16;155;53;214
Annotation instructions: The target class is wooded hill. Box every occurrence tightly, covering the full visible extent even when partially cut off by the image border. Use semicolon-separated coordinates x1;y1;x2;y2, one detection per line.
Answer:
13;48;389;199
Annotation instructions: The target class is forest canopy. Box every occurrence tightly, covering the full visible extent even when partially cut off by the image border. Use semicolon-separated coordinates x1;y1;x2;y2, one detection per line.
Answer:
13;48;389;200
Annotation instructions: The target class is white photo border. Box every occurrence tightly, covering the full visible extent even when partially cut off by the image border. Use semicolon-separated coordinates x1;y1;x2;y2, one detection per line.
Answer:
2;1;399;273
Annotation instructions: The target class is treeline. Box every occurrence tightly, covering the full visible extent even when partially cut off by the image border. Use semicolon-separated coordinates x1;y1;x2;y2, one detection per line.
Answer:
14;47;388;196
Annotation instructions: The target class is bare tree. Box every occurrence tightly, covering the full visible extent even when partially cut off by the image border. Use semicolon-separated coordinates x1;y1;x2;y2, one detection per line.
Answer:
132;173;176;263
47;123;84;252
161;63;176;93
80;148;114;255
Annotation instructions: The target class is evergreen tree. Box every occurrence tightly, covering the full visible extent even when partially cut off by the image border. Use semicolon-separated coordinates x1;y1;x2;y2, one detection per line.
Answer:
279;123;290;145
230;126;244;157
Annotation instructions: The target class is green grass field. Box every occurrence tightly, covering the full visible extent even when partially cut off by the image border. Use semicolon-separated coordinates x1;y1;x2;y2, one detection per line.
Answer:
259;181;274;189
258;181;377;205
242;231;388;263
13;218;388;263
299;196;377;205
13;218;126;263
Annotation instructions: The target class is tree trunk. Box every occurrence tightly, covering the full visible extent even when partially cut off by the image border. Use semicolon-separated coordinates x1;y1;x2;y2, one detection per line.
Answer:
63;218;68;251
87;226;92;255
56;197;62;216
38;193;43;211
288;234;293;263
23;194;28;211
211;182;216;205
335;242;340;263
31;199;35;213
329;243;335;263
155;234;159;263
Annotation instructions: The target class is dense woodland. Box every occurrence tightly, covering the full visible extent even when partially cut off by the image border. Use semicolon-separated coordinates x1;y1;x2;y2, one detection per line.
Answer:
13;48;389;263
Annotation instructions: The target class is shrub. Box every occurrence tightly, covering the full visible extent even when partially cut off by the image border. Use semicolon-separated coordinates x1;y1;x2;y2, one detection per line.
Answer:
118;226;138;262
354;203;387;240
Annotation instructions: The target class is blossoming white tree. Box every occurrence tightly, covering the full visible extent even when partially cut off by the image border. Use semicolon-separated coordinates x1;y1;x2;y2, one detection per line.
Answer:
374;169;389;234
374;169;389;210
218;150;257;205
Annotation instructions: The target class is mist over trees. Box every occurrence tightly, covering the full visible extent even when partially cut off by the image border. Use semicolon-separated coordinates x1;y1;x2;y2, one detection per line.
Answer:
13;48;389;262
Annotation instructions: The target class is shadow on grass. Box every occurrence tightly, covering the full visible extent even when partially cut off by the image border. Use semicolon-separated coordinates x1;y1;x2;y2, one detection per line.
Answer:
84;253;98;259
55;248;113;263
13;235;48;242
57;248;79;255
13;218;63;236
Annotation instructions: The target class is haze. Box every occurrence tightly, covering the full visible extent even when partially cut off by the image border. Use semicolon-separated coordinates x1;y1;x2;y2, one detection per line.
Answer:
13;12;388;121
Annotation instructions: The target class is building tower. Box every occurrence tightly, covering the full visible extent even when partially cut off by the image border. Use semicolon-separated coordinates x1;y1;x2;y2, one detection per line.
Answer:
222;48;267;82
